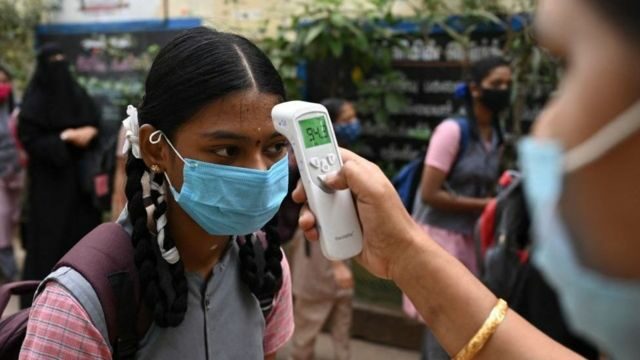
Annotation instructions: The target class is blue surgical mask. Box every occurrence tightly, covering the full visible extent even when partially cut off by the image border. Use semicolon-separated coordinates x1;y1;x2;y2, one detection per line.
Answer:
151;131;289;236
334;119;361;145
518;100;640;360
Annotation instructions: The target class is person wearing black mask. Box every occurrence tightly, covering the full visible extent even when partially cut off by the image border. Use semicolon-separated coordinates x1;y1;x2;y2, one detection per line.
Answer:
18;44;101;306
409;57;511;359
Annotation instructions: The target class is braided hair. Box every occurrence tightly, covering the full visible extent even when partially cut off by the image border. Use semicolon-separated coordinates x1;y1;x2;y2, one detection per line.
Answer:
125;27;286;326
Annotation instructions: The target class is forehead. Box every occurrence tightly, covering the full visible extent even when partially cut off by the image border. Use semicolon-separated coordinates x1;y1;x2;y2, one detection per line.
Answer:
176;90;280;135
340;102;355;115
485;66;511;79
0;72;8;82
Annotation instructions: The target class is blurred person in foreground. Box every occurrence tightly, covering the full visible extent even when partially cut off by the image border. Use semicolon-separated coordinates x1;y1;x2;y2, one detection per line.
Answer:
18;44;101;306
294;0;640;358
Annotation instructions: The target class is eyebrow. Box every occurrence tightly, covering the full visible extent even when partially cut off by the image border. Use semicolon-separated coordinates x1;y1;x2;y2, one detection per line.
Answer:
200;130;284;141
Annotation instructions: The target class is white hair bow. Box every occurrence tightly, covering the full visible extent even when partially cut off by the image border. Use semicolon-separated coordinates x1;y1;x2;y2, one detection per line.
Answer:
122;105;141;159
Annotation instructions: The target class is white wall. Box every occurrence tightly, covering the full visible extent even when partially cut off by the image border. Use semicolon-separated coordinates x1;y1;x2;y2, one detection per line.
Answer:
46;0;165;23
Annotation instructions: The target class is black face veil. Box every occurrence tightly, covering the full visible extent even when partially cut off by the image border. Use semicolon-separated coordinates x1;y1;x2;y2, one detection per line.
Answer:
20;43;97;130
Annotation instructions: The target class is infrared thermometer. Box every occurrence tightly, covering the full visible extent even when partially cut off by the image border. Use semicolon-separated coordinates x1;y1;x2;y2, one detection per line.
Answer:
272;101;363;260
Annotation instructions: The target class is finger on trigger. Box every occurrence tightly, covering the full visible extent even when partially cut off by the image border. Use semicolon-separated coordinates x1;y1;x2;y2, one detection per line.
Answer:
298;204;315;229
304;228;319;242
292;180;307;204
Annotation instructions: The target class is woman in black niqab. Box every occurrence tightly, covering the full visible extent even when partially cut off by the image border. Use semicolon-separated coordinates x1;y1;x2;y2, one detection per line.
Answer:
18;44;102;306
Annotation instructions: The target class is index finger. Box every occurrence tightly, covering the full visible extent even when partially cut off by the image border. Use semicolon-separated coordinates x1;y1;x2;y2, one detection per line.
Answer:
338;147;367;165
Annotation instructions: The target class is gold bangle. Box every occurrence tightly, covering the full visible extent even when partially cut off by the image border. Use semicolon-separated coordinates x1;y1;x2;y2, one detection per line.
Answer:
453;298;509;360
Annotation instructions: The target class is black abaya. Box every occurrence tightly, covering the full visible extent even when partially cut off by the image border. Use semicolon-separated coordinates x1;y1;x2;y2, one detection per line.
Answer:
18;45;102;306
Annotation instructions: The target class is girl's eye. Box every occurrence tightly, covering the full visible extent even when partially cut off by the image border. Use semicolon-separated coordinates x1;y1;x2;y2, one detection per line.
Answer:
265;141;289;155
213;146;240;158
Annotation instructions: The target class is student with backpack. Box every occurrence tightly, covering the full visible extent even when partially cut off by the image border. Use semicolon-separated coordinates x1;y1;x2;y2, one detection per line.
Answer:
410;57;511;359
18;27;294;359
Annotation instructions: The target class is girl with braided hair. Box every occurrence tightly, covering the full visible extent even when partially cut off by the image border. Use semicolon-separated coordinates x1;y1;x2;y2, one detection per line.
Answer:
21;27;294;359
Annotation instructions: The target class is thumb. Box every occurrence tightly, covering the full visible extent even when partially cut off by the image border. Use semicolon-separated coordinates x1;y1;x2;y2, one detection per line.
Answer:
322;159;367;194
322;169;348;190
321;148;362;191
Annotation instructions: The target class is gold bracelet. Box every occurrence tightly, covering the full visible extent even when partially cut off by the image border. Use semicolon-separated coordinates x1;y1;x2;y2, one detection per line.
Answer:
453;298;508;360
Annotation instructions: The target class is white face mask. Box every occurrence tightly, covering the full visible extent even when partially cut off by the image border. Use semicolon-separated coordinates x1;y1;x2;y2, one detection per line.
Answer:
518;99;640;360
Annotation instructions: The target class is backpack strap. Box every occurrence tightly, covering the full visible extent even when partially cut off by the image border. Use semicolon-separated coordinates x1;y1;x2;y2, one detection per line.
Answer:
108;271;138;359
38;267;113;353
51;223;139;356
452;117;471;166
0;281;39;316
0;280;37;359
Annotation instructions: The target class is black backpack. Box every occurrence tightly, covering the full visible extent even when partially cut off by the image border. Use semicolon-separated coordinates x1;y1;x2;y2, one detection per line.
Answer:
0;223;141;359
78;130;118;211
476;173;599;359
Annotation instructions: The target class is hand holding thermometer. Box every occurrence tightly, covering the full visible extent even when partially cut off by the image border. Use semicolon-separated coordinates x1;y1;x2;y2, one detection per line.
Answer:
272;101;363;260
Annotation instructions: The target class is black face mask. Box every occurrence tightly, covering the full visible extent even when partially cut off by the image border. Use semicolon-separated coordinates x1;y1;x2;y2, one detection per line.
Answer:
480;88;510;113
44;60;73;88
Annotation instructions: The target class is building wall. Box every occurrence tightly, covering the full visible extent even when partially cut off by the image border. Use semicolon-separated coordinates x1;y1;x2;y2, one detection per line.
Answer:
44;0;530;38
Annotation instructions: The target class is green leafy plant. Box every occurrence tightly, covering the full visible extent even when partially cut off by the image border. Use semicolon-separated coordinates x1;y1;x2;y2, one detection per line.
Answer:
0;0;48;92
260;0;410;124
261;0;557;134
411;0;559;137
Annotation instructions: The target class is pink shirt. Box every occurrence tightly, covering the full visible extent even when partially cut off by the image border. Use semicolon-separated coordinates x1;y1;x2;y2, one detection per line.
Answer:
20;256;294;359
425;119;492;173
425;119;461;173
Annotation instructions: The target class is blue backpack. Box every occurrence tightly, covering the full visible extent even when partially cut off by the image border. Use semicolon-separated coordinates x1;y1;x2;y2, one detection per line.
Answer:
392;117;470;212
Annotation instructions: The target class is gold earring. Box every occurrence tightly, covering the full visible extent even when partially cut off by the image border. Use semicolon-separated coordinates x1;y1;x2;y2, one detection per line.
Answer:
150;164;161;173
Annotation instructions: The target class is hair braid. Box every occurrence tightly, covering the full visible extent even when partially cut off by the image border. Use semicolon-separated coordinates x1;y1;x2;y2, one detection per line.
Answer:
261;216;284;295
125;155;188;327
238;236;260;292
237;215;283;314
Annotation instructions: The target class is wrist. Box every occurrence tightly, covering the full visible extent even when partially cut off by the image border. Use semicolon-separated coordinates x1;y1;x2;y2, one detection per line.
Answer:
388;220;428;282
473;197;491;211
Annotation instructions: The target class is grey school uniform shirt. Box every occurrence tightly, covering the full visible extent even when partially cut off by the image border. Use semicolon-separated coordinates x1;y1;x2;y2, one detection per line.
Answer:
413;121;501;235
126;210;267;359
44;210;269;359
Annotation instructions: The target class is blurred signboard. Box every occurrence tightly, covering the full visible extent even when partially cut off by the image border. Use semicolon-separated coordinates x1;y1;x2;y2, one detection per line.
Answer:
36;18;201;135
